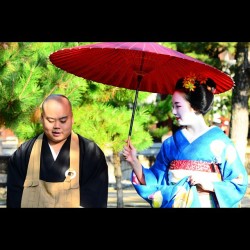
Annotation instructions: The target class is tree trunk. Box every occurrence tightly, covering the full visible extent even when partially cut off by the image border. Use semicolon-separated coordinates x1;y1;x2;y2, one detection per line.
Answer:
113;152;124;208
230;42;250;166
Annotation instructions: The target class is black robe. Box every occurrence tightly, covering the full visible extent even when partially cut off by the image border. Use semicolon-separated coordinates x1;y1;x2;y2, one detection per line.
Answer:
6;133;109;208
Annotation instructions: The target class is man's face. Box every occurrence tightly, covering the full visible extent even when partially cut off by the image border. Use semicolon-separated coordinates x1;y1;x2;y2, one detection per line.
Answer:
41;98;74;144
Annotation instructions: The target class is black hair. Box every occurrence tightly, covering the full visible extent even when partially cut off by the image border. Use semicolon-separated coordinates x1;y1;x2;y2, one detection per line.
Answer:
175;77;216;115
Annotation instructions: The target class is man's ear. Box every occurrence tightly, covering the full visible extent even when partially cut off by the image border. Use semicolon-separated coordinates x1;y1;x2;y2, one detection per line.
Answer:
31;107;42;123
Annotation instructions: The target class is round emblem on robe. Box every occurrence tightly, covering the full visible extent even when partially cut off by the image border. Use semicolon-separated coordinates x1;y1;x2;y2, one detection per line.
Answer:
65;169;76;179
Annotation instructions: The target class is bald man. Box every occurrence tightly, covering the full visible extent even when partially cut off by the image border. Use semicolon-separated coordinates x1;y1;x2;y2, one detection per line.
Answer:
7;94;108;208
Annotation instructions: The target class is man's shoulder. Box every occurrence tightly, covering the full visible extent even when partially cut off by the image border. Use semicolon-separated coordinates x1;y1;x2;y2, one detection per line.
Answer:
76;133;93;143
76;133;97;146
18;135;41;150
76;133;103;152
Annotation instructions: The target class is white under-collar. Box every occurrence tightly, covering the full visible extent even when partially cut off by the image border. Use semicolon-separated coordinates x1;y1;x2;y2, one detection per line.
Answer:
48;143;59;160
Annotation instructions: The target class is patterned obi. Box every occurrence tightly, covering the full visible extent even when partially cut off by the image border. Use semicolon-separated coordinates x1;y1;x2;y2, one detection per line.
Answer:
169;160;220;174
168;160;222;184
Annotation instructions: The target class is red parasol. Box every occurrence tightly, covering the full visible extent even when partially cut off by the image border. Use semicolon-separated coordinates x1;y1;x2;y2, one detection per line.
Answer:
49;42;234;137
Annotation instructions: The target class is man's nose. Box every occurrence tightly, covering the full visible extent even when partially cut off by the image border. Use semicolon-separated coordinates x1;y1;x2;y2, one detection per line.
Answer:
53;120;60;127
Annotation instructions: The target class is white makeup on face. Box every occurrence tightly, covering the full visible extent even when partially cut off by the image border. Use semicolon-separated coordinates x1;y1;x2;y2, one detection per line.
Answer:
172;91;197;126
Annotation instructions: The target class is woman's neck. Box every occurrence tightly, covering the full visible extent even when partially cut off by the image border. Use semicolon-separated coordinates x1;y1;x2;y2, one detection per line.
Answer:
182;118;212;143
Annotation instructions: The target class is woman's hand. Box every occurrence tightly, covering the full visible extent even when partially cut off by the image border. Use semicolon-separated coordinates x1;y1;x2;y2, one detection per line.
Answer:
188;175;214;192
122;138;145;185
122;138;137;164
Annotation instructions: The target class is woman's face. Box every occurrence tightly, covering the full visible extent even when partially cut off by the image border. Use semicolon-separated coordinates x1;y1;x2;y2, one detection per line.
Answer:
172;91;197;126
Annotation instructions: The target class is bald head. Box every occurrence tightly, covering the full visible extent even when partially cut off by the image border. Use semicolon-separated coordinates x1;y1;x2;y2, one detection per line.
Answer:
42;94;72;114
41;94;74;144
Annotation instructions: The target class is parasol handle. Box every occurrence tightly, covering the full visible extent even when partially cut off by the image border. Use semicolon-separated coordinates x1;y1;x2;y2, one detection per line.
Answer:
127;75;142;141
127;135;131;145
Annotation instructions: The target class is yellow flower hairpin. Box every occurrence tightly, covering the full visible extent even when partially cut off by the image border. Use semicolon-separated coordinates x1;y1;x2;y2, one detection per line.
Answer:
183;73;207;91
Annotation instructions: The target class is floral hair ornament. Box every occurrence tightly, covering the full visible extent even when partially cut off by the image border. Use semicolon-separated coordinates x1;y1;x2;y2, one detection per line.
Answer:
182;73;208;92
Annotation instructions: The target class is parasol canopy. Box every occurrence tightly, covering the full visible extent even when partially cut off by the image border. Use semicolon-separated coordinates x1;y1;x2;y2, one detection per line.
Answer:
49;42;234;137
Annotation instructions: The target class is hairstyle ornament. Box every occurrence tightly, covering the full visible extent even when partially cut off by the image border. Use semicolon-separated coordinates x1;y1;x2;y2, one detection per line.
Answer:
182;73;208;92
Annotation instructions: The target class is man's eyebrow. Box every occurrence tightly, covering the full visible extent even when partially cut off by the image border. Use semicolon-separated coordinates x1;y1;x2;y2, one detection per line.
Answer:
46;116;68;120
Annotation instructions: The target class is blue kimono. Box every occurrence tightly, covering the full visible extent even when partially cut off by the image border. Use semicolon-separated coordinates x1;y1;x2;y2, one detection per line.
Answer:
132;126;248;208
